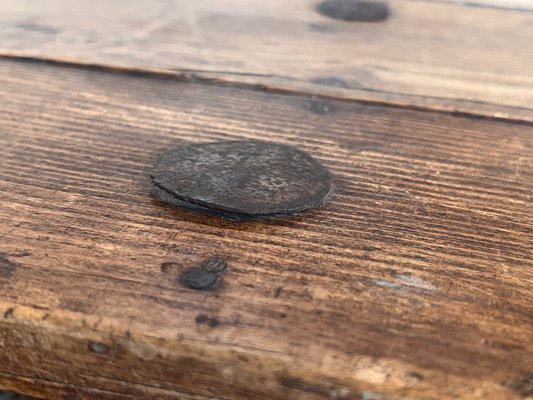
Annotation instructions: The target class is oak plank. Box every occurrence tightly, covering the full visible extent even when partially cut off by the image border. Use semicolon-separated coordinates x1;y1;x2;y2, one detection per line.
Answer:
0;0;532;121
0;59;532;399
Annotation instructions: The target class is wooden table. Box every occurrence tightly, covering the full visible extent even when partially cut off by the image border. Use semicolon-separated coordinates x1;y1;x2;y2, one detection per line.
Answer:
0;1;531;399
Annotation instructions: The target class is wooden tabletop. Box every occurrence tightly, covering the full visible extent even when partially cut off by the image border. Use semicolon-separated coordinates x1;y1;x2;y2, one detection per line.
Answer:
0;1;532;399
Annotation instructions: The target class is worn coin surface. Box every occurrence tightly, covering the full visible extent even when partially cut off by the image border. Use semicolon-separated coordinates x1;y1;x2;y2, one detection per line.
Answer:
151;141;332;217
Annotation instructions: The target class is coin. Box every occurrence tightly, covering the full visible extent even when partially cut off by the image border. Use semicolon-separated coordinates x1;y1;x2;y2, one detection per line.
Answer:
151;141;332;218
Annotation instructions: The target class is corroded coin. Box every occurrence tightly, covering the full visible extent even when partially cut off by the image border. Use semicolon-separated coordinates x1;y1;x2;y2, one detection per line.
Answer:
151;141;332;218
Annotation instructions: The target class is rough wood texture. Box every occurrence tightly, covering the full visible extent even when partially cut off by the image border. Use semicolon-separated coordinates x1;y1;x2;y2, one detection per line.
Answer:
0;59;531;399
418;0;533;11
1;0;533;121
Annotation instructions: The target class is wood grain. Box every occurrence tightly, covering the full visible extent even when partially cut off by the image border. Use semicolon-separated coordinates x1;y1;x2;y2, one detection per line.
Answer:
0;59;532;399
415;0;533;12
1;0;532;121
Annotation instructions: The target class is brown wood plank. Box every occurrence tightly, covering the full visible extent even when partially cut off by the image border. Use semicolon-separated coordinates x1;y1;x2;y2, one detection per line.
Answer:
1;0;532;121
414;0;533;12
0;59;532;399
0;374;181;400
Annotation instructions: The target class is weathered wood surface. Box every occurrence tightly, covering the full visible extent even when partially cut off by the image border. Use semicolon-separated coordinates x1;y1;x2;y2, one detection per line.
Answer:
419;0;533;11
0;59;531;399
1;0;533;121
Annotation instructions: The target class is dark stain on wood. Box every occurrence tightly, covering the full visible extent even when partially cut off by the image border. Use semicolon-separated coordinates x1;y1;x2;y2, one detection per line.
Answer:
0;253;17;281
3;307;15;319
180;268;219;291
506;373;533;397
195;314;220;328
180;257;229;291
316;0;390;22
